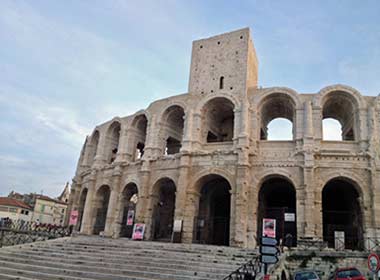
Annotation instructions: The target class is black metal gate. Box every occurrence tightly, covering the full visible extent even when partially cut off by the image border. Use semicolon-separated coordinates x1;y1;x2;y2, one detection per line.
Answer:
194;216;230;246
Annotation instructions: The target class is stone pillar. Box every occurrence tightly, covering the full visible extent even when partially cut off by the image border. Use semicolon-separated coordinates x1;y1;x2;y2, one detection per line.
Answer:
173;155;191;222
115;126;129;162
144;114;161;159
302;168;316;238
104;167;122;237
80;173;97;235
296;185;306;239
247;177;259;248
181;109;194;152
182;191;200;243
191;112;203;150
93;133;107;167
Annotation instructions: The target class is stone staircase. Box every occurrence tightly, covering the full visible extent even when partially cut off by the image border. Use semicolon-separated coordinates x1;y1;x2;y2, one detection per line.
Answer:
0;235;258;280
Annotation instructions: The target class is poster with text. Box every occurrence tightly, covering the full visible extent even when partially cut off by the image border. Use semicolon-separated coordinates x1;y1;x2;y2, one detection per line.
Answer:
262;218;276;238
126;210;134;226
132;223;145;240
69;210;78;226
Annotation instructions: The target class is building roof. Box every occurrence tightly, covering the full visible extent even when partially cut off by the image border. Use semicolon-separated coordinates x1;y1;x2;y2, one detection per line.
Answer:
0;197;32;210
35;195;67;205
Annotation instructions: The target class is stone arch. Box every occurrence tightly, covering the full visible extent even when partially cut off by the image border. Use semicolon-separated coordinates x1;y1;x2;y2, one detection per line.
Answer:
316;85;363;141
159;105;185;155
257;174;297;246
199;96;236;143
256;170;298;191
192;173;232;246
195;93;241;113
119;182;139;237
86;130;100;166
318;171;366;197
131;113;148;160
321;176;364;250
151;177;177;240
191;168;235;194
104;121;121;164
93;185;111;234
257;89;299;140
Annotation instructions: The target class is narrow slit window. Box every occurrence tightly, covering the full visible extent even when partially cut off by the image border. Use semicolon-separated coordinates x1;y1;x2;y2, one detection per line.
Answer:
219;76;224;89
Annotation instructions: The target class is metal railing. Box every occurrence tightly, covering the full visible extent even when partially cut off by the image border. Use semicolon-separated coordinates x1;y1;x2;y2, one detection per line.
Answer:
0;218;70;248
223;256;262;280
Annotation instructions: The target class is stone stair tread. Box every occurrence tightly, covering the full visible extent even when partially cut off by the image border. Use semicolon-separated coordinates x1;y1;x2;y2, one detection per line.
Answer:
0;236;255;280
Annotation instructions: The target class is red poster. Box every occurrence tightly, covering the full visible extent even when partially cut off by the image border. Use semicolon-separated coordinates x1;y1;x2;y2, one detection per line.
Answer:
132;223;145;240
126;210;134;226
262;218;276;238
69;210;79;226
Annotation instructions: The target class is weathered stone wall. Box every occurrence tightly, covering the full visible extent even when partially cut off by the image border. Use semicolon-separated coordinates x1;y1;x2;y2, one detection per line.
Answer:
67;27;380;249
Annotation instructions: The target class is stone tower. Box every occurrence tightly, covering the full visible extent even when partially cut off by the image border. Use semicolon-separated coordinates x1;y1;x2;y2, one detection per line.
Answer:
188;28;258;96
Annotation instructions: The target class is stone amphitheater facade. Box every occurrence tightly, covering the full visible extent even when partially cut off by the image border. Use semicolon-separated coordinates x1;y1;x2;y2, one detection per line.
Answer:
68;28;380;249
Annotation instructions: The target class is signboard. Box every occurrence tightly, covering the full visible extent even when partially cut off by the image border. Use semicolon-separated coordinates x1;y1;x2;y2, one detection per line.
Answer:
260;246;279;255
334;231;345;251
173;220;183;233
261;255;278;264
261;237;278;246
69;210;78;226
368;253;380;273
284;213;295;222
132;223;145;240
126;210;134;226
262;218;276;238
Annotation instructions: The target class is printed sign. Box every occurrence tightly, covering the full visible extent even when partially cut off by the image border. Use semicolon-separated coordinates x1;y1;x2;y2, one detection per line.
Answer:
284;213;295;222
334;231;345;250
262;218;276;238
69;210;78;226
132;223;145;240
173;220;183;233
126;210;134;226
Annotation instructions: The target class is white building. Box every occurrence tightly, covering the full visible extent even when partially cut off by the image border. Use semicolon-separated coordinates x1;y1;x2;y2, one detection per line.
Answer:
0;197;32;222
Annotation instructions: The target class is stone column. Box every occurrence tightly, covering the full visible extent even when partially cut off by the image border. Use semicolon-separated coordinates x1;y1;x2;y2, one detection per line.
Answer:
191;112;203;150
93;133;107;167
144;114;161;159
115;126;129;162
173;155;191;220
80;173;97;235
104;167;122;237
182;191;200;243
181;109;194;152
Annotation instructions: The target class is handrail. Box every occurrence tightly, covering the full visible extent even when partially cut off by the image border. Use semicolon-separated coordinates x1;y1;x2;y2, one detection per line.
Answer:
223;255;262;280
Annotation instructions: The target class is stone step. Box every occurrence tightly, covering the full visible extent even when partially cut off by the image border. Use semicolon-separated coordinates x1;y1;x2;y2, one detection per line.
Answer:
0;254;227;279
0;259;212;280
0;250;236;273
0;236;253;280
13;246;248;266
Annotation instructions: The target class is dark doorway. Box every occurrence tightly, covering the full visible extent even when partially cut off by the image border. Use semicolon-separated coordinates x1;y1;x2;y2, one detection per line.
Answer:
93;185;110;235
152;179;176;241
322;179;363;250
195;175;231;246
77;188;88;231
120;183;138;238
258;177;297;246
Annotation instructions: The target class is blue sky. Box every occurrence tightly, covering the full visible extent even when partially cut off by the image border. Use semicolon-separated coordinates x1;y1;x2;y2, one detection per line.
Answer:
1;0;379;197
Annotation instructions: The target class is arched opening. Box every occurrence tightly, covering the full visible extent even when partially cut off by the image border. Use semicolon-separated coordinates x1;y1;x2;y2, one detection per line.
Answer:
105;122;121;163
120;183;138;238
161;105;185;155
87;130;99;166
203;97;234;143
322;178;363;250
322;118;343;140
194;175;231;246
77;188;88;231
93;185;111;235
132;114;148;160
152;178;176;241
322;91;356;141
259;93;295;140
266;118;293;140
258;177;297;246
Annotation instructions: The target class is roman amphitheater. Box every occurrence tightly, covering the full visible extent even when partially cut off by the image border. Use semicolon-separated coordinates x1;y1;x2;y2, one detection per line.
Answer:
67;28;380;250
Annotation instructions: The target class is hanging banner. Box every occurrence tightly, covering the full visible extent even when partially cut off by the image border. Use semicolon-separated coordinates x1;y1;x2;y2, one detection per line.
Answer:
69;210;79;226
262;218;276;238
132;223;145;240
126;210;135;226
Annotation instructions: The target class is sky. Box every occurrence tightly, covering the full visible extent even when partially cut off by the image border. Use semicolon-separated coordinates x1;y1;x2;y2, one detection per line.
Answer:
1;0;379;197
